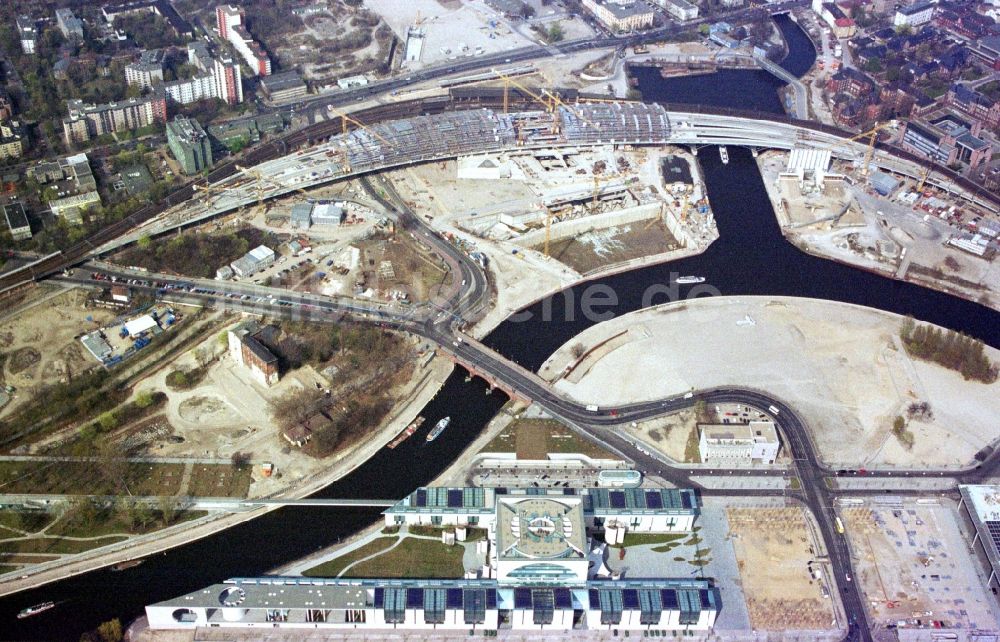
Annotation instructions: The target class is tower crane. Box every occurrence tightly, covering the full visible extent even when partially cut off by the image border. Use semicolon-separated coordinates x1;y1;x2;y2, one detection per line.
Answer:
325;105;397;173
491;69;600;134
841;120;898;178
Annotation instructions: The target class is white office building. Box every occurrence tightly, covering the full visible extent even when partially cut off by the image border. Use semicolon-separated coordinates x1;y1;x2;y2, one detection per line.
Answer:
894;1;935;27
698;420;780;464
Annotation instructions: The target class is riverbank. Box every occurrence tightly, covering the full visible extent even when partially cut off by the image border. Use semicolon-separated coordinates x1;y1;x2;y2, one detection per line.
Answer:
756;151;1000;313
0;354;453;599
541;295;1000;469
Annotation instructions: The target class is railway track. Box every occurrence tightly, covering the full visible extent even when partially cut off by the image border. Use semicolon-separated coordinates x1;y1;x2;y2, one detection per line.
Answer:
3;90;997;294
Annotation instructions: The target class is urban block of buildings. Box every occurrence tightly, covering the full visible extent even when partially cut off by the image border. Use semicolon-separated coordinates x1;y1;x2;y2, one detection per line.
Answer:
216;5;272;76
894;0;935;28
101;0;195;38
29;153;102;223
660;0;699;22
581;0;655;33
162;42;244;107
146;486;719;632
697;420;780;464
227;320;280;386
62;94;168;146
125;49;165;89
207;113;285;149
900;115;991;173
166;116;213;175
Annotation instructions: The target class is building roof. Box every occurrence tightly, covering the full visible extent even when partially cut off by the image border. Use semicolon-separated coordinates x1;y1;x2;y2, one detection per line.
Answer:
167;116;208;144
495;495;587;562
898;0;934;16
248;244;274;262
290;203;312;224
699;421;778;444
262;70;306;93
242;335;278;364
124;314;159;336
3;202;29;230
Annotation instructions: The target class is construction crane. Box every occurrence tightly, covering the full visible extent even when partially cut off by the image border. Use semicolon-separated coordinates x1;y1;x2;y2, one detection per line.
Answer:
915;166;931;192
842;120;898;178
542;204;556;258
491;69;600;133
325;105;397;173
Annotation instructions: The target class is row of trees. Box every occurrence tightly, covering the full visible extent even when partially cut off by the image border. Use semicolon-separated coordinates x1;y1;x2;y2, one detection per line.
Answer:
121;227;277;278
901;316;998;383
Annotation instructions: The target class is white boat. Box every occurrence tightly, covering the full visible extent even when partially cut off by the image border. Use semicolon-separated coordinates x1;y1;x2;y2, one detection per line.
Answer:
675;276;705;284
719;147;729;164
426;417;451;442
17;601;55;619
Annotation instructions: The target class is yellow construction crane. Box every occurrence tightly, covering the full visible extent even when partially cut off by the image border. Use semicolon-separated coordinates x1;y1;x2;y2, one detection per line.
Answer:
325;105;398;173
236;164;311;202
915;166;931;192
843;120;898;177
543;204;556;258
491;69;600;132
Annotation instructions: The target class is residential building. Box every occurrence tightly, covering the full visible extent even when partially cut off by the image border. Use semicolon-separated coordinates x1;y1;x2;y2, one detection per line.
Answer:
125;49;165;88
166;116;213;175
30;153;101;222
216;5;272;76
227;320;279;386
581;0;655;33
161;44;243;106
894;1;935;27
230;244;275;278
290;203;312;229
3;203;31;241
660;0;698;22
697;421;780;464
0;120;25;160
55;8;84;39
260;70;308;102
16;16;37;54
62;94;168;145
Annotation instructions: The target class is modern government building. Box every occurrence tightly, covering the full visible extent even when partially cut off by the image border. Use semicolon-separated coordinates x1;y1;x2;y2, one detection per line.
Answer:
146;486;720;633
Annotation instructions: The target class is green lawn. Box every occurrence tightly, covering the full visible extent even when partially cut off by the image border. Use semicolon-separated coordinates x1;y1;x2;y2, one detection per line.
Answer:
341;537;465;579
0;536;128;555
303;537;397;578
0;564;19;574
621;532;687;547
0;511;56;533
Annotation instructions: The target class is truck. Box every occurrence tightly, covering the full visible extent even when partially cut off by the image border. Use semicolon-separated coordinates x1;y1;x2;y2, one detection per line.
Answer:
683;392;694;399
835;517;845;534
768;404;780;415
585;404;599;412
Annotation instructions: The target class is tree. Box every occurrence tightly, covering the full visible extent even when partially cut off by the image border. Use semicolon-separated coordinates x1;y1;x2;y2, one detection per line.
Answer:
570;343;586;359
548;24;564;43
135;390;155;409
157;495;177;525
96;618;123;642
230;451;252;468
892;416;905;433
137;234;152;250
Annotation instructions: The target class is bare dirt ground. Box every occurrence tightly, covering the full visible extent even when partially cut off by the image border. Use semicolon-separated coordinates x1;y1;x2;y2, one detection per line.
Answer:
623;410;698;463
542;297;1000;468
842;500;1000;630
0;287;115;419
538;219;679;274
728;506;835;630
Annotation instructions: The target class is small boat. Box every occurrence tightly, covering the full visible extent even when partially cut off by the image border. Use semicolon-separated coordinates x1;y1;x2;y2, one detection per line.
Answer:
111;559;144;572
387;417;424;449
17;602;55;619
719;147;729;164
675;276;705;284
426;417;451;442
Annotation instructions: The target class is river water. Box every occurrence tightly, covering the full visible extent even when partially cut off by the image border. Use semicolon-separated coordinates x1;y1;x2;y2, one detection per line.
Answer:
4;15;998;640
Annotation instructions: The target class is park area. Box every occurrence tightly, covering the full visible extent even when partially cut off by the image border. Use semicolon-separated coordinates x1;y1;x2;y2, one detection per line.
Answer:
482;418;618;460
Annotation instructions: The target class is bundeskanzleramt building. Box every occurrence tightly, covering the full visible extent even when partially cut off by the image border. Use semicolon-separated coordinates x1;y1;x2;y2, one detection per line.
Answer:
63;94;167;145
582;0;655;32
166;116;213;175
146;485;719;632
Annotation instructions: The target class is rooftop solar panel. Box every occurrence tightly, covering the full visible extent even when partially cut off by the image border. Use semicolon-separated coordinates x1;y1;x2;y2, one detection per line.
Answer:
415;489;427;507
554;588;572;608
609;491;626;509
447;489;463;508
447;588;463;608
486;589;498;609
645;491;664;509
406;588;424;609
373;588;384;608
661;589;679;609
681;492;693;509
514;587;533;608
622;589;640;609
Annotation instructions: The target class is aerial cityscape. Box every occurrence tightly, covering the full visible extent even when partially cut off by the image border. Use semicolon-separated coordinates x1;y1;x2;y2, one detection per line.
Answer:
0;0;998;641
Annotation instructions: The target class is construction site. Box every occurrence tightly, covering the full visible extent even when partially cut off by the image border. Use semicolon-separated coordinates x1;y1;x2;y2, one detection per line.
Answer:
757;126;1000;312
840;498;1000;632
